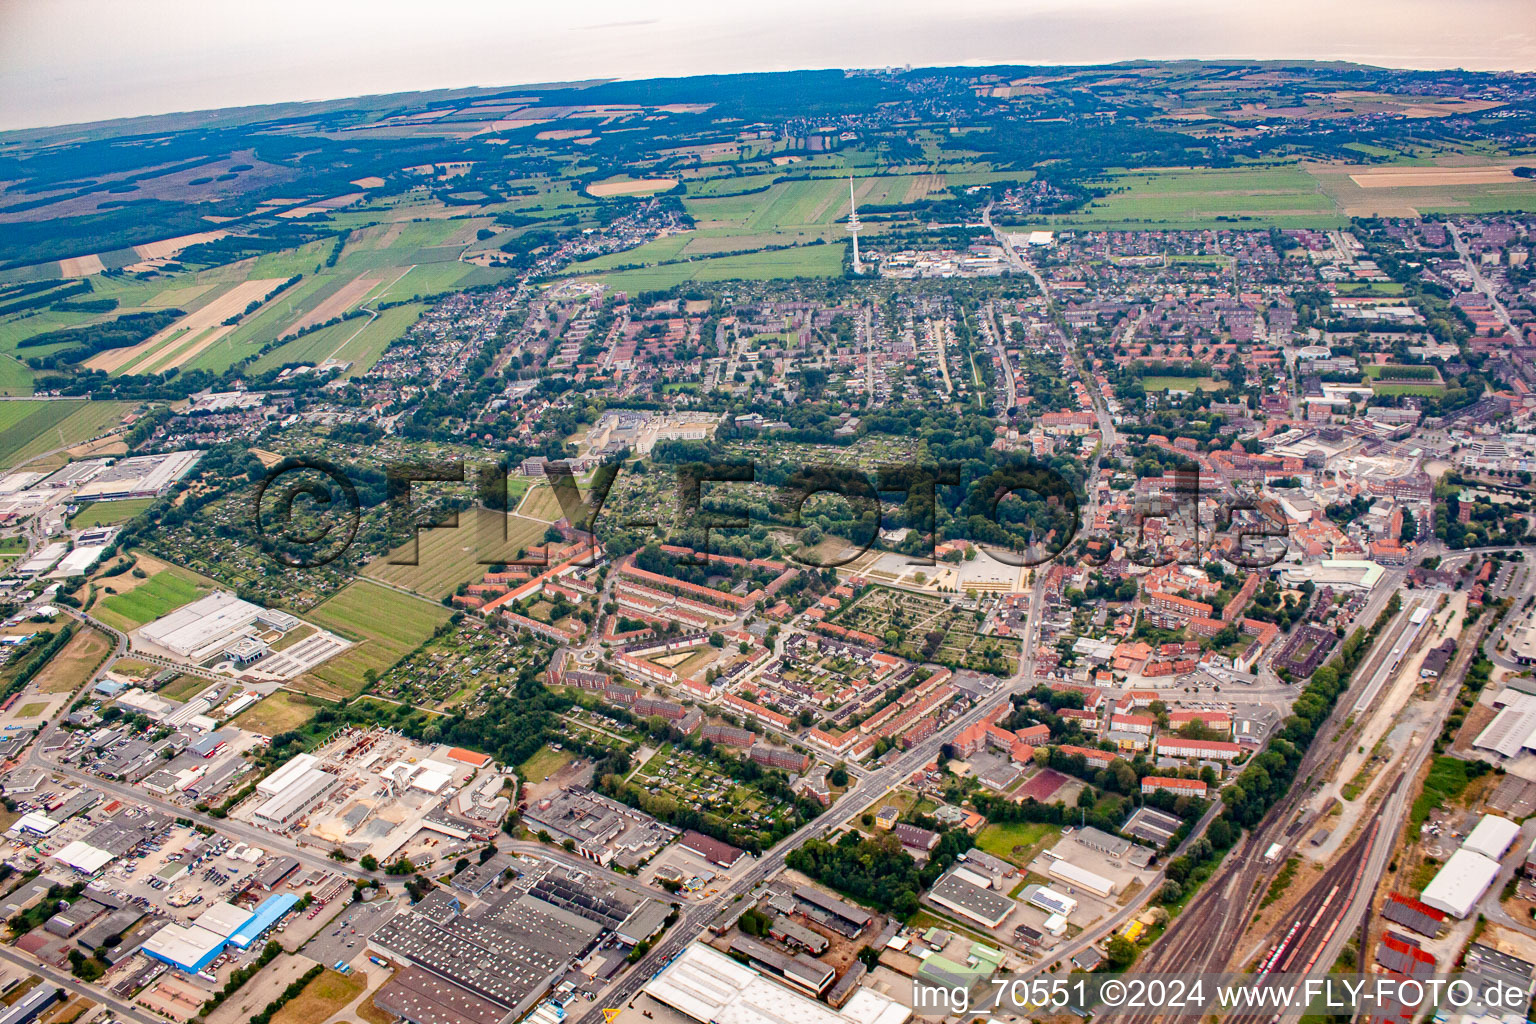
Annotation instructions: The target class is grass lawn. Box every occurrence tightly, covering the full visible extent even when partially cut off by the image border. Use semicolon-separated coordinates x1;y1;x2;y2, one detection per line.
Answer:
580;244;844;291
231;691;319;736
1370;382;1445;396
519;745;576;782
1140;376;1223;392
1002;165;1346;230
14;702;46;718
70;497;153;527
302;580;451;696
96;570;209;630
156;674;212;701
33;627;111;693
975;820;1062;867
269;969;365;1024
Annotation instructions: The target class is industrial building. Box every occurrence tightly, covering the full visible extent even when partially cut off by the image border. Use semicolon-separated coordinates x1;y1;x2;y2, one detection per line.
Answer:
926;868;1014;928
1047;858;1117;898
642;943;910;1024
138;591;300;662
1020;884;1078;917
1420;848;1502;919
791;885;871;937
141;894;300;973
368;897;567;1020
69;451;202;500
251;755;338;830
521;787;677;867
1463;814;1522;861
680;829;746;868
0;985;59;1024
727;936;834;995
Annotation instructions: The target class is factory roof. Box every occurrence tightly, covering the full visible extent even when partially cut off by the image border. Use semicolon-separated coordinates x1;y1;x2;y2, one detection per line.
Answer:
643;943;910;1024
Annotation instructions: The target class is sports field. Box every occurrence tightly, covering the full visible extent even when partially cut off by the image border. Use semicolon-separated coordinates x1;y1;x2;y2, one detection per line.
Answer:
303;580;451;696
96;569;210;630
0;399;131;470
363;507;549;599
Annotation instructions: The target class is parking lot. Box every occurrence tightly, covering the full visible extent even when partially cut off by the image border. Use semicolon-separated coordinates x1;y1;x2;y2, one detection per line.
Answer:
302;891;402;968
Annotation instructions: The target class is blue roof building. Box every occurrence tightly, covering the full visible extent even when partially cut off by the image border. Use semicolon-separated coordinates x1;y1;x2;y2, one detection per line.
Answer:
228;893;300;949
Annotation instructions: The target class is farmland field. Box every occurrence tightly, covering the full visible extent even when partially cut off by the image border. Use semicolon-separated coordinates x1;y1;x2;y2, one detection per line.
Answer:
303;580;451;696
1308;158;1536;217
249;302;426;377
0;399;131;470
96;569;210;630
1001;164;1348;230
362;507;550;599
0;354;31;395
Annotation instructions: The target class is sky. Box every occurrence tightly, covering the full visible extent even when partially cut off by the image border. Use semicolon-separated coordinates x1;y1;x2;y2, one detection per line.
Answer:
2;0;1534;132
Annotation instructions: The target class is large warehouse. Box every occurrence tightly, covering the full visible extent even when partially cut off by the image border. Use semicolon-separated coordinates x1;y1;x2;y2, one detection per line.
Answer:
252;765;337;830
142;895;299;973
1047;858;1117;898
1464;814;1522;861
139;591;267;661
1420;848;1502;919
643;943;910;1024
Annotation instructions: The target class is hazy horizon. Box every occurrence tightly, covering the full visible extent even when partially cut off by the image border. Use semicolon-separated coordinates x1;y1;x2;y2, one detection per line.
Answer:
2;0;1534;133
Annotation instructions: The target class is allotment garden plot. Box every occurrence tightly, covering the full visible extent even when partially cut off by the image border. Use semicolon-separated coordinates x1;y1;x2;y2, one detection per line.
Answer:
630;744;803;844
835;585;1021;674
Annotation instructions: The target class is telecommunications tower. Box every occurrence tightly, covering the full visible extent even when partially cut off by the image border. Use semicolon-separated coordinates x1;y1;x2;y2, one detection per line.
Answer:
847;176;863;274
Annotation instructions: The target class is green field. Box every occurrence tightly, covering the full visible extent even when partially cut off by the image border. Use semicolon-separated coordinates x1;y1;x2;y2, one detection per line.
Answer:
1140;376;1224;392
96;570;209;629
519;745;576;782
304;580;452;695
0;399;131;470
581;244;844;291
516;485;564;523
70;497;154;528
362;507;549;600
0;354;32;396
1370;382;1446;396
1003;164;1348;230
975;820;1061;867
231;690;319;736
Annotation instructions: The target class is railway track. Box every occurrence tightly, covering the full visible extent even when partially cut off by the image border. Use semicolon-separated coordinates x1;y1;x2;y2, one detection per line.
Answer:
1105;605;1418;1024
1221;785;1396;1024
